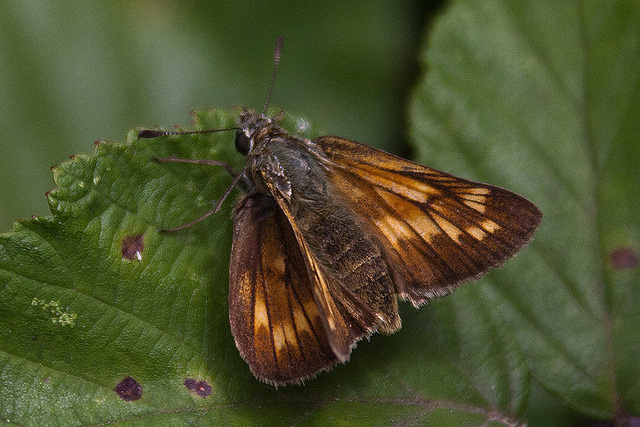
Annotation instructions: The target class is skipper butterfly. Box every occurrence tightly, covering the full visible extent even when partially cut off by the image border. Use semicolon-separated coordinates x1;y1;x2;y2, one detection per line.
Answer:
139;37;542;386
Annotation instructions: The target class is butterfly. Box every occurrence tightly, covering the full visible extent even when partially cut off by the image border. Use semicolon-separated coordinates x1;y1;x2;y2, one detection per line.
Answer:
139;37;542;386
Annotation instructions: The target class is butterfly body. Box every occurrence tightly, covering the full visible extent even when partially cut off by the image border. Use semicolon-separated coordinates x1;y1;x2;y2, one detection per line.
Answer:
223;109;541;385
231;110;401;378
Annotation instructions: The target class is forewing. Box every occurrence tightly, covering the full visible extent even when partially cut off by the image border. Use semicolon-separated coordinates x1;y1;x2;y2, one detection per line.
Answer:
315;136;542;305
229;193;337;385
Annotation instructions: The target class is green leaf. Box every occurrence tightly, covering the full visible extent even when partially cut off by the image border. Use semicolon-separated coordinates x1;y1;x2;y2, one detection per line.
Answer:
411;0;640;421
0;106;527;425
1;0;638;426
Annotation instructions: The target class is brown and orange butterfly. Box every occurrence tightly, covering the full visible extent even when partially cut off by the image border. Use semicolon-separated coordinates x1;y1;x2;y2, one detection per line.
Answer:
139;37;542;386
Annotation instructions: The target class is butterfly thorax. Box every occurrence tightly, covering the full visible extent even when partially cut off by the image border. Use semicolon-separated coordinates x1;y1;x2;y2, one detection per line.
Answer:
240;116;329;206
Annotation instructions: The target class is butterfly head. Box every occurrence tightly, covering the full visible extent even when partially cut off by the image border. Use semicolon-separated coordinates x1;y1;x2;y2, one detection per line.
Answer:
235;108;287;157
235;35;285;157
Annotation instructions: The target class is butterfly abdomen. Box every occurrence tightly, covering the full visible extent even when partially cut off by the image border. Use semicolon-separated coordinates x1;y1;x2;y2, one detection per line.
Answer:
299;203;401;334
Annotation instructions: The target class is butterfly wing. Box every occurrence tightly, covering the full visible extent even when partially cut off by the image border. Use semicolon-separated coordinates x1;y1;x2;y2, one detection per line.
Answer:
229;193;337;385
229;192;379;385
259;181;382;361
315;136;542;305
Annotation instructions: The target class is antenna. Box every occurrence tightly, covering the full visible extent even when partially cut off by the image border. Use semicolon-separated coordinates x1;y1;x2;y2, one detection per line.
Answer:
138;37;287;233
262;36;284;116
138;127;238;138
139;36;285;140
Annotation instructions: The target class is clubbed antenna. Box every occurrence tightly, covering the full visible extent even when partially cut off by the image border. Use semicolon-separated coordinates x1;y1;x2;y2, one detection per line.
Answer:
262;36;284;116
138;127;238;138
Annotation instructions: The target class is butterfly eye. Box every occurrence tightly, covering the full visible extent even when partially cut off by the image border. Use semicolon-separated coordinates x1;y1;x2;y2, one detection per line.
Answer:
235;131;253;156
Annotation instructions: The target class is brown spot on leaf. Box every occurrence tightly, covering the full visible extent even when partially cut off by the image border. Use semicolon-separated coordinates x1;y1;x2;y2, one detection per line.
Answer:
122;234;144;261
184;378;212;398
115;376;142;401
610;246;638;270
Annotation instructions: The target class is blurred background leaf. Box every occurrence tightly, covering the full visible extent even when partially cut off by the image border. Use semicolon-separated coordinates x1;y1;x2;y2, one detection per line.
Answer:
411;0;640;424
0;0;433;232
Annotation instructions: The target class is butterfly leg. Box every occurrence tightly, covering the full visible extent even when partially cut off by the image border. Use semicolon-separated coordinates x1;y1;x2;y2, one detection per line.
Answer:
151;156;239;178
158;173;243;233
150;156;242;233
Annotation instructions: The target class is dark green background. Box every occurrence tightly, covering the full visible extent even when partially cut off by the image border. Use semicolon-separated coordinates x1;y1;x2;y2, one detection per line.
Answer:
0;1;434;232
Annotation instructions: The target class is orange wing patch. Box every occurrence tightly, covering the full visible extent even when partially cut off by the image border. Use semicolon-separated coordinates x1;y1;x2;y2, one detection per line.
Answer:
230;191;381;385
315;136;542;305
229;194;336;385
